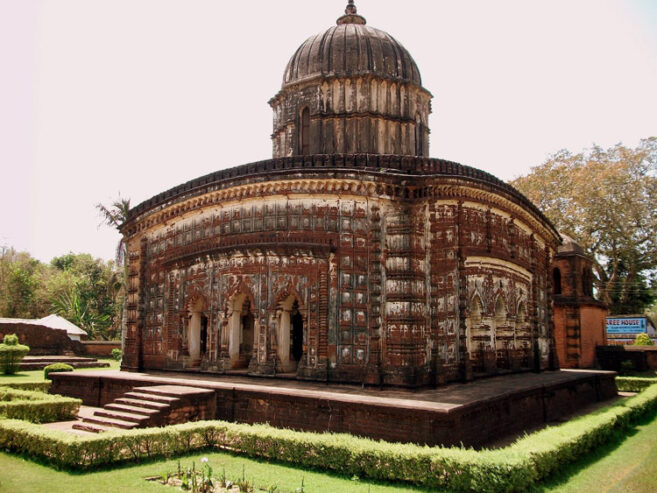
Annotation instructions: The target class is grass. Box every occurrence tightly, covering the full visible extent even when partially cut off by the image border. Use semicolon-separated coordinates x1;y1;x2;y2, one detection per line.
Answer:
534;408;657;492
0;448;425;493
0;358;120;384
1;367;656;491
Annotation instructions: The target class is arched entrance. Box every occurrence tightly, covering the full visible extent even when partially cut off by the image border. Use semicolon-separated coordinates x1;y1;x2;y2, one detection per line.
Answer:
228;294;255;369
277;295;304;372
188;298;207;366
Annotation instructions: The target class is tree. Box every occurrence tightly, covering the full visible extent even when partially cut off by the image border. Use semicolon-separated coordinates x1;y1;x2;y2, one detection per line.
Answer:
96;196;131;266
0;247;49;319
96;196;131;342
0;247;123;340
49;253;123;340
511;138;657;314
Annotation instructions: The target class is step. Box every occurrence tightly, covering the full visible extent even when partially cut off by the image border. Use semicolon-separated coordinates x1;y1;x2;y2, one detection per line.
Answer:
23;356;99;363
19;361;110;370
123;392;181;404
94;409;151;424
72;422;111;434
105;403;161;416
133;385;215;398
114;397;170;411
83;415;139;430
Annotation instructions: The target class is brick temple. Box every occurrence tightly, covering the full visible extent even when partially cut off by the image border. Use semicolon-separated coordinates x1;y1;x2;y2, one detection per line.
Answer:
119;2;561;387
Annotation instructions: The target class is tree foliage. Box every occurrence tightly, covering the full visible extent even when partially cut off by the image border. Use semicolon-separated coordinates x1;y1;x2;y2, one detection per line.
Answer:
511;137;657;314
633;333;653;346
0;248;122;340
95;196;130;266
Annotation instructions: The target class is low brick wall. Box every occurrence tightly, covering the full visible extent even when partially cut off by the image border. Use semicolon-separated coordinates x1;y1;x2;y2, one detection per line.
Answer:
597;345;657;372
50;370;618;447
0;323;84;355
81;341;121;357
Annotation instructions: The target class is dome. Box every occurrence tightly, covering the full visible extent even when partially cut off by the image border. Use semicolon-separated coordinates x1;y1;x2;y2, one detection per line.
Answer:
558;233;586;255
282;2;422;88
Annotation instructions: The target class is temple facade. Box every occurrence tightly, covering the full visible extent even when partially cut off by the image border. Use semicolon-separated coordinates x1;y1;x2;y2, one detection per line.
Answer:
120;2;561;387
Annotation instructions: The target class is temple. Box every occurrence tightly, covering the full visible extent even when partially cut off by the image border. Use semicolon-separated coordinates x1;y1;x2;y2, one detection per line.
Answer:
119;2;561;387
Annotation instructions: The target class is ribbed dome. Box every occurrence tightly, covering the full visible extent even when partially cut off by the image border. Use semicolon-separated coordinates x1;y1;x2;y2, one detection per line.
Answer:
282;5;421;88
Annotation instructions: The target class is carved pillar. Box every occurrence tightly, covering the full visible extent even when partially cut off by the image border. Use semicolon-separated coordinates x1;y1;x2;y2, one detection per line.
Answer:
136;236;148;371
457;200;473;381
546;244;559;370
530;235;541;372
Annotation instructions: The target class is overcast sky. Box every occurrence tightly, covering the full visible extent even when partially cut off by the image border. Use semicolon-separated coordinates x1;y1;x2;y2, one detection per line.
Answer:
1;0;656;263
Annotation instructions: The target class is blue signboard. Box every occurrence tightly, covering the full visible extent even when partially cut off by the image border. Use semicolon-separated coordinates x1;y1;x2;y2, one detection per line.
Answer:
606;317;647;334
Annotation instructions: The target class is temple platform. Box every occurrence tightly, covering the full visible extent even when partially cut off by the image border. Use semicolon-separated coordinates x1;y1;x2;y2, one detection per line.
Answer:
49;369;617;447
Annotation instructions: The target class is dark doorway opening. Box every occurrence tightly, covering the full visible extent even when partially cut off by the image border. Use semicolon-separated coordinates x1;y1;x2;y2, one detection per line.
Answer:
291;302;303;362
241;310;255;366
200;315;208;355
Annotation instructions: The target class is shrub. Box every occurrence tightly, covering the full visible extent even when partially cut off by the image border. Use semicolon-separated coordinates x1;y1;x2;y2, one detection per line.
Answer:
0;381;51;392
111;348;122;361
0;387;81;423
615;376;657;392
0;333;30;374
44;363;74;380
619;360;635;375
633;333;653;346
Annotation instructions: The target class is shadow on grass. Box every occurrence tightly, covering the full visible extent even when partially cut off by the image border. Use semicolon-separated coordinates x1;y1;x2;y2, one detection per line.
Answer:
530;407;657;492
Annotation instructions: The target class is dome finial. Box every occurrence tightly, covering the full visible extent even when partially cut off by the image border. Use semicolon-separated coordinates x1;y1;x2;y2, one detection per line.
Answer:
337;0;366;25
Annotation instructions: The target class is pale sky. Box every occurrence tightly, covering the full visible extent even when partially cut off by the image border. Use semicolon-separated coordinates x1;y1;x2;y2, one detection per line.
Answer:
1;0;656;263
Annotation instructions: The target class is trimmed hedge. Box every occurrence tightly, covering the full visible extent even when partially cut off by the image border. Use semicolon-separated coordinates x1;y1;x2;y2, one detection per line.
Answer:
0;387;81;423
1;384;657;492
0;381;51;392
44;363;74;380
0;334;30;375
615;376;657;393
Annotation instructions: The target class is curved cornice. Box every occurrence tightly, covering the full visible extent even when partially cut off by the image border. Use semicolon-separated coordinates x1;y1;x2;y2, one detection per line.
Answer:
121;154;560;243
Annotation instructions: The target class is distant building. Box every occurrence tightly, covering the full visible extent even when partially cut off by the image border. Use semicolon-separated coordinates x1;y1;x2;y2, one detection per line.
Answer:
552;235;608;368
0;314;87;341
606;315;657;345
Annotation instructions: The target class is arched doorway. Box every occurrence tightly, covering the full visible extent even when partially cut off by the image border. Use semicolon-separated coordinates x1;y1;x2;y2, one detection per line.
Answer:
466;295;483;354
228;294;255;369
188;298;206;366
277;295;304;372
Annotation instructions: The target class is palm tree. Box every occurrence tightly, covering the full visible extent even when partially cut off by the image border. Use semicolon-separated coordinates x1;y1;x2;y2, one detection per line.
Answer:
96;196;131;345
96;196;131;266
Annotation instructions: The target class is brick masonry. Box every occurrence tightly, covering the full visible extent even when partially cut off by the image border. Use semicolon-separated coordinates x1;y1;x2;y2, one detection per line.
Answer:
552;239;608;368
118;157;561;387
80;341;121;357
118;5;562;387
50;370;617;447
0;322;85;355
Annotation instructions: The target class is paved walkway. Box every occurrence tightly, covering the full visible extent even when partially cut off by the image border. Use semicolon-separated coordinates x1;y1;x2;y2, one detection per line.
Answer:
43;405;102;435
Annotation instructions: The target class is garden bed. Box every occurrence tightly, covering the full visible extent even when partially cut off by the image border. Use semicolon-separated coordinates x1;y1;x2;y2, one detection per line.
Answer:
0;383;656;492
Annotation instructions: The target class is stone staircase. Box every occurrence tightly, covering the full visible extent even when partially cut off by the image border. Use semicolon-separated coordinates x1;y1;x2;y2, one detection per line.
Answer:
20;355;110;370
73;385;216;433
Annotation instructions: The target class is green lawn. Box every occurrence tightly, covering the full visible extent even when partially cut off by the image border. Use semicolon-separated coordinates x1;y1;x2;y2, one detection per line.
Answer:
2;410;657;492
0;358;120;384
535;409;657;492
0;449;424;493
